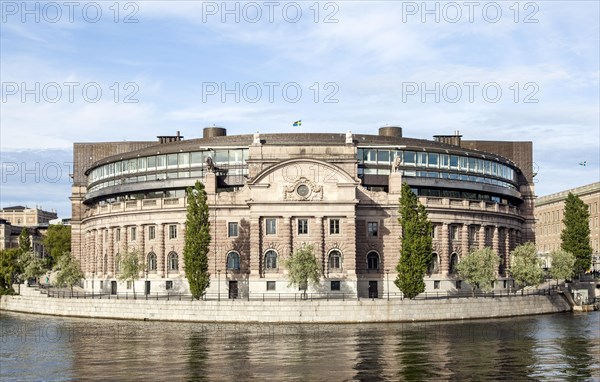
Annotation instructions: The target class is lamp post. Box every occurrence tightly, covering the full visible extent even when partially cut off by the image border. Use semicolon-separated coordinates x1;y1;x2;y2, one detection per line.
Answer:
217;269;221;301
385;269;390;300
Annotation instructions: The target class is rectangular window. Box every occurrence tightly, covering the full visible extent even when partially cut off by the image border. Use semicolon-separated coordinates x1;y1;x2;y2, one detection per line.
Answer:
228;222;239;237
156;155;166;168
450;225;458;240
431;225;437;239
367;222;378;237
130;227;137;241
456;280;462;289
377;150;390;164
364;149;377;163
404;151;416;165
329;219;340;235
450;155;459;169
116;228;121;242
298;219;309;235
148;226;156;240
434;280;440;289
166;281;173;290
190;152;204;164
266;218;277;235
428;153;439;167
330;281;341;291
169;225;177;239
266;281;276;291
417;152;427;166
177;152;189;168
127;281;132;289
469;226;477;243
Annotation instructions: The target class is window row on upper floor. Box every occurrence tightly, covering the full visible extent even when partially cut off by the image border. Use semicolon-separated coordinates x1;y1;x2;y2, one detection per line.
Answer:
88;149;249;185
87;167;248;194
357;148;517;183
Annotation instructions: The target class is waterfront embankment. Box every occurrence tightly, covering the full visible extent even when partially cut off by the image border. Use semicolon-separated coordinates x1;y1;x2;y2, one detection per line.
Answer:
0;286;572;323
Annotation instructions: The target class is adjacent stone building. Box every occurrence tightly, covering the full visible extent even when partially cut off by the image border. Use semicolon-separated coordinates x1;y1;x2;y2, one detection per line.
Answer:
0;205;57;226
71;127;536;297
535;182;600;271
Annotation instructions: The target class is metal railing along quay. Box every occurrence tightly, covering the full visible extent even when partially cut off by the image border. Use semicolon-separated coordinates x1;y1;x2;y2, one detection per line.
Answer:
40;287;558;302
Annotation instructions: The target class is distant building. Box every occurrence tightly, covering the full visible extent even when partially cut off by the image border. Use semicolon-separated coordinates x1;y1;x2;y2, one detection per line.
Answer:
0;205;58;226
71;126;536;297
0;218;47;257
535;182;600;272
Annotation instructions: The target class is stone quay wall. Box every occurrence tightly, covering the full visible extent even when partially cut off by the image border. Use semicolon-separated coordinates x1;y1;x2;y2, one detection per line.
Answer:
0;287;571;323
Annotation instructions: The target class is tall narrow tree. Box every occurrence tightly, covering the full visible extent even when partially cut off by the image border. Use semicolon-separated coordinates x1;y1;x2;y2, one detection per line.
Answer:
395;183;433;299
184;181;211;299
19;228;31;254
561;193;592;275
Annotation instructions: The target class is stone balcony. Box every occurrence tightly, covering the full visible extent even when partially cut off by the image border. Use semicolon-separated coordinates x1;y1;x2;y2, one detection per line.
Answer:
86;197;186;218
418;196;520;217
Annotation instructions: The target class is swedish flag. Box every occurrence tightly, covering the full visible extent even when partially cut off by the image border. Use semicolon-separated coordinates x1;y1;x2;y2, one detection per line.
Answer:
292;120;302;127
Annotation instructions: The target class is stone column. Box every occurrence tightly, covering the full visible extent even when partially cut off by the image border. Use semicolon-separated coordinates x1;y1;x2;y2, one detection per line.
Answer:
345;216;357;277
504;229;512;274
107;227;114;277
99;229;105;276
84;231;91;276
492;226;499;255
479;225;485;249
250;217;261;276
92;229;101;276
283;217;292;258
441;223;450;274
461;224;469;255
315;216;324;275
157;223;165;277
138;224;145;276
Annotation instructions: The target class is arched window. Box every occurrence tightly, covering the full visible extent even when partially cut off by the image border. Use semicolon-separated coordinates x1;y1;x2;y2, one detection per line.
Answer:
367;251;379;270
227;251;240;270
428;253;440;274
329;250;342;271
147;252;157;272
168;251;179;271
265;250;277;270
449;253;459;274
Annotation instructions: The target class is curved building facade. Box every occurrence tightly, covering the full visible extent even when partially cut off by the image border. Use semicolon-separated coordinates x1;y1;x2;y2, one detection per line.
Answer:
71;127;536;297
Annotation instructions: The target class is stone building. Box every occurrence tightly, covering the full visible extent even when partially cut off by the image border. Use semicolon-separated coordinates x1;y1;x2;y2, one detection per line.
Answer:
0;218;47;257
0;205;57;226
71;127;535;297
535;182;600;271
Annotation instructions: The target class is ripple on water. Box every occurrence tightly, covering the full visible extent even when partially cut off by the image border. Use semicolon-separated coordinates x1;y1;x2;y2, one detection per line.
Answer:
1;312;598;381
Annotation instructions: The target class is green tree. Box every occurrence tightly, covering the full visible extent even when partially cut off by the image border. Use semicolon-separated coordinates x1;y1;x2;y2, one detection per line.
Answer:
561;193;592;275
509;242;545;292
20;251;46;284
0;249;20;294
457;247;500;296
43;225;71;267
183;181;211;299
18;228;31;253
54;251;84;296
117;250;141;297
285;244;320;299
394;183;433;299
550;249;576;284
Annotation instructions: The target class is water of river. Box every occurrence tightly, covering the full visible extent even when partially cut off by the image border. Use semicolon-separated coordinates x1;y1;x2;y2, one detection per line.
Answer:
1;311;598;381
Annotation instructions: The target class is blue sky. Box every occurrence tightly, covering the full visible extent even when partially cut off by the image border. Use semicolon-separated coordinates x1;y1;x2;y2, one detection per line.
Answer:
1;1;599;218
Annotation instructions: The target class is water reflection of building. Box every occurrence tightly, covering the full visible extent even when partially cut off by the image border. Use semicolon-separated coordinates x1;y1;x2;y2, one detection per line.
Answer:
71;126;536;296
535;182;600;272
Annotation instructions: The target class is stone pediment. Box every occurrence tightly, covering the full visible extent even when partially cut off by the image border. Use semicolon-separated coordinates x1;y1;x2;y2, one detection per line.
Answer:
249;159;358;203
